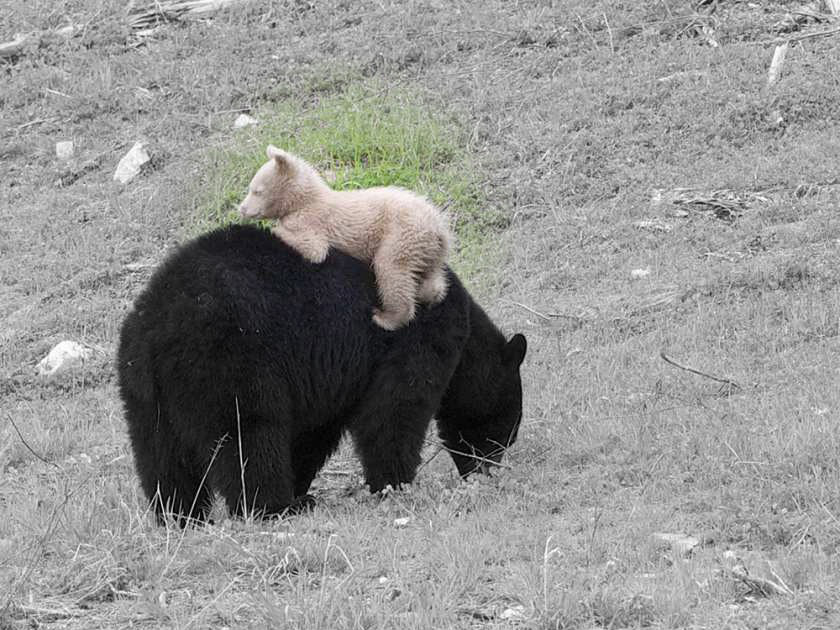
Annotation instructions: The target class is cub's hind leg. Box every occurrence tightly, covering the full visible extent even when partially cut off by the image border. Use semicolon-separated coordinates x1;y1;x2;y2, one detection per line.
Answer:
413;226;451;305
371;239;419;331
417;266;449;305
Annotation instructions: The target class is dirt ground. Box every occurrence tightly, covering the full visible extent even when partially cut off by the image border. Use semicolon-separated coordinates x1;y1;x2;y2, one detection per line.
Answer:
2;1;840;628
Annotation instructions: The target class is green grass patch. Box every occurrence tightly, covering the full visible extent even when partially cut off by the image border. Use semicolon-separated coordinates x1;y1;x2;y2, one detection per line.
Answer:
190;83;504;284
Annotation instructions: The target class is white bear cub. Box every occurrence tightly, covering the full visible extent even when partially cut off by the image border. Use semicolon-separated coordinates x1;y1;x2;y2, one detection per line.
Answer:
239;146;454;330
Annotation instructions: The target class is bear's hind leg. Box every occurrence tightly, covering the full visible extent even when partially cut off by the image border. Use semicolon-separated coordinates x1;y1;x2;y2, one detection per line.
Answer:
211;421;296;519
126;401;213;526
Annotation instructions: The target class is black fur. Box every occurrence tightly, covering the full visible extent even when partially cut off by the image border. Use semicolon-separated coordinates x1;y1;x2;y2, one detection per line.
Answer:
117;225;526;523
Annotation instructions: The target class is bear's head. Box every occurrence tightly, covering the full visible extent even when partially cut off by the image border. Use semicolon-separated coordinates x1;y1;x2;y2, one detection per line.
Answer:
437;332;527;478
238;145;327;220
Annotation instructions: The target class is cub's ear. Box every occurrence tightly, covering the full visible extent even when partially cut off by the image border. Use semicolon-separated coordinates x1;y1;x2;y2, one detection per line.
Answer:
503;333;527;368
266;145;293;171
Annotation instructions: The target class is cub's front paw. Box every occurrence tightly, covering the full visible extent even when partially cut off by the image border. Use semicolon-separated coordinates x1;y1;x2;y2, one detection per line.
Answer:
303;245;328;264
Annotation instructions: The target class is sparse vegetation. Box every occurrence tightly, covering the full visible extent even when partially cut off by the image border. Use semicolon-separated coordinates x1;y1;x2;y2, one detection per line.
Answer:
2;0;840;628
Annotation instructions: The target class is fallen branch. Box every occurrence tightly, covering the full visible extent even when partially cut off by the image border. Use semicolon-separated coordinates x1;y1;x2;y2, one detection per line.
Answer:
660;351;741;391
12;604;82;621
16;117;59;131
128;0;250;31
761;25;840;44
721;563;793;598
656;69;708;83
0;25;77;60
0;33;29;59
790;8;835;22
651;186;762;221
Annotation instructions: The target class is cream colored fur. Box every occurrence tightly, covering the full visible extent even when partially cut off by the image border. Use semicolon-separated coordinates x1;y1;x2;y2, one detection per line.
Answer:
239;145;453;330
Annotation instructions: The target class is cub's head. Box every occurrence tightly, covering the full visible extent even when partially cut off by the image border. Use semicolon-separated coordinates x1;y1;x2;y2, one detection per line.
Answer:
238;145;324;220
437;331;528;478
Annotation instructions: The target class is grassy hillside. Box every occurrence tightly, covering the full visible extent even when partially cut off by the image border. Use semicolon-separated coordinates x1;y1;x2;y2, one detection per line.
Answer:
189;83;501;282
1;1;839;628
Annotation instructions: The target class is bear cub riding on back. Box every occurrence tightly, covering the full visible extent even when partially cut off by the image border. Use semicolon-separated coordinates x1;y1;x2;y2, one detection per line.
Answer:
239;146;453;330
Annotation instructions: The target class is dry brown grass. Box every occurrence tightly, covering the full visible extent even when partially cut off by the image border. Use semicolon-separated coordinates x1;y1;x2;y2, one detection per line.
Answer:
2;1;840;628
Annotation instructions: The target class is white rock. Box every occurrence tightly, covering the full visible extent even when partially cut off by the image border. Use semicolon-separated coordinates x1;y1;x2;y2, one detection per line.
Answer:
630;267;651;279
113;142;151;184
652;532;700;557
393;517;411;528
125;261;155;272
233;113;258;129
500;605;526;620
37;340;93;377
55;141;74;160
633;219;671;233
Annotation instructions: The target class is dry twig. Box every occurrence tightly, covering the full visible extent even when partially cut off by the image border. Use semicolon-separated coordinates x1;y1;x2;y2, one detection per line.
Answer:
6;414;57;467
508;300;583;323
423;437;512;471
762;25;840;44
509;301;552;321
660;351;741;391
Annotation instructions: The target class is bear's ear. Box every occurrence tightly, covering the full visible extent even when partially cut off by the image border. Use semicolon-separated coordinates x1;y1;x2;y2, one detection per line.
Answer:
266;145;293;172
503;334;527;368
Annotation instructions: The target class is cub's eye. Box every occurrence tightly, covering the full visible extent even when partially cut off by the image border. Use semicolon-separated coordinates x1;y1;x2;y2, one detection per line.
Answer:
251;188;263;196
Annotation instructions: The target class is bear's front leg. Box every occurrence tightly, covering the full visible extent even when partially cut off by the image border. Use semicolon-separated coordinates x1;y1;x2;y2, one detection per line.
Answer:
348;394;438;493
272;215;329;264
352;422;425;493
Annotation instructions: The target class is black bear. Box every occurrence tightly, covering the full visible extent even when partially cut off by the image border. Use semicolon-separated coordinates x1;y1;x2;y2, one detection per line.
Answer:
117;225;527;523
